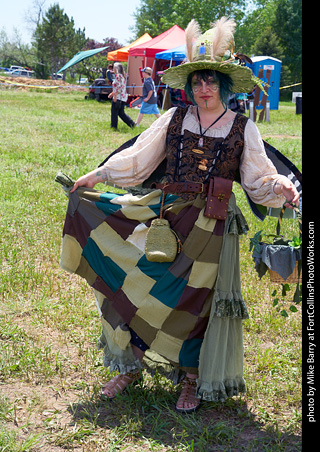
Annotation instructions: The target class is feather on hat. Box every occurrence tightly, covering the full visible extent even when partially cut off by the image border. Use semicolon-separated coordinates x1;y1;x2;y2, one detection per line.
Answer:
162;17;262;93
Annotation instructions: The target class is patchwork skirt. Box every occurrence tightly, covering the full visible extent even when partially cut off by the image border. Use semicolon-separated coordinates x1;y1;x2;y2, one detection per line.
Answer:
60;187;249;401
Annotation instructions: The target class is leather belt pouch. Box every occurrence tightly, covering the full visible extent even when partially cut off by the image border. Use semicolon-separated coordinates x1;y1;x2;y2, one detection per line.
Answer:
204;177;233;220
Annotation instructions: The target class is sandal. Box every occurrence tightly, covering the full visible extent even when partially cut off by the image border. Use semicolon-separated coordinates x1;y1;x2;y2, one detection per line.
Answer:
176;376;201;413
101;370;141;400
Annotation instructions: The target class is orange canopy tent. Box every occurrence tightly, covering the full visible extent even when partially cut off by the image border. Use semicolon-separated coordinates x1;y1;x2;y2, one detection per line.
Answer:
107;33;152;62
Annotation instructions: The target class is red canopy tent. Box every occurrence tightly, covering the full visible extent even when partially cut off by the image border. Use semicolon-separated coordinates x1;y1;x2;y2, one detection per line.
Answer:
127;25;185;96
129;25;185;58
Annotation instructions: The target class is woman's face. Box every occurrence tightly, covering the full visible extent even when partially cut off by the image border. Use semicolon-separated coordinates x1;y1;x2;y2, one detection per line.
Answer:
191;74;220;109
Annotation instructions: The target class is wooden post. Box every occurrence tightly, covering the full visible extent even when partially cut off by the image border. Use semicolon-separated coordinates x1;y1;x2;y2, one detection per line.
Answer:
252;68;264;122
258;69;271;121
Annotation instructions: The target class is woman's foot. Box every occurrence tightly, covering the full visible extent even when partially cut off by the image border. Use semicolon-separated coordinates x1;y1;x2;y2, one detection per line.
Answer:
176;374;201;413
101;370;141;400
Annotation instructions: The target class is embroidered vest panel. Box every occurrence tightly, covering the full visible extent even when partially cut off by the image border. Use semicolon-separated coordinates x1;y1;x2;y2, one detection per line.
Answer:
165;107;248;199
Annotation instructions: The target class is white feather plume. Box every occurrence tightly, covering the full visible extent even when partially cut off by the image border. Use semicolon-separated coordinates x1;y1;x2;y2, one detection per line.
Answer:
185;19;201;62
210;17;236;60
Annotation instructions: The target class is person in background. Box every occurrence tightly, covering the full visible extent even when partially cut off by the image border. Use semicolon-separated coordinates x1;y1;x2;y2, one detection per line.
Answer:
170;88;186;107
135;67;161;126
108;63;135;130
106;64;115;85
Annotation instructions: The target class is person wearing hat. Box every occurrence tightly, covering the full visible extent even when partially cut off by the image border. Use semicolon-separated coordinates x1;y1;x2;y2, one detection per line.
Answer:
135;67;161;126
63;17;300;413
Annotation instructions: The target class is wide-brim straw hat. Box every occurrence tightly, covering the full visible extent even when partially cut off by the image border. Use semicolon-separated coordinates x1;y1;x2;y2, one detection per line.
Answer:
162;17;263;93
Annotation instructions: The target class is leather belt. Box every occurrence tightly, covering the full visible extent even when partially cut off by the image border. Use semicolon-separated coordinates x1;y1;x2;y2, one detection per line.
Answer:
150;181;208;194
151;177;233;220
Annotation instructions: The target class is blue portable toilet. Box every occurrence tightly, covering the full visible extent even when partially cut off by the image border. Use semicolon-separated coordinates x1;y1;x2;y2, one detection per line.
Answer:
247;56;282;110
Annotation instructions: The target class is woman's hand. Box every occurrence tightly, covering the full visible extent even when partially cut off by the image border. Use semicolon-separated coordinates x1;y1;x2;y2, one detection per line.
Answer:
108;92;117;102
274;176;300;208
70;168;107;193
108;91;118;102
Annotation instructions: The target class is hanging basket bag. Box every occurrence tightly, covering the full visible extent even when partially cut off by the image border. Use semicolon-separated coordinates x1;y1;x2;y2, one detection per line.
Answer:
267;205;302;284
250;205;302;285
268;261;301;284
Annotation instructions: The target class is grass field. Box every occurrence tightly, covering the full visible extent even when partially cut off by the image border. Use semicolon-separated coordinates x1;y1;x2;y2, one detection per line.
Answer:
0;88;302;451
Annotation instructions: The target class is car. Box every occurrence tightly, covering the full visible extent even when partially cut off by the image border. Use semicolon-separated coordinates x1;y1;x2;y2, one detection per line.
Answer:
50;73;63;80
9;69;35;78
79;77;88;84
9;65;25;71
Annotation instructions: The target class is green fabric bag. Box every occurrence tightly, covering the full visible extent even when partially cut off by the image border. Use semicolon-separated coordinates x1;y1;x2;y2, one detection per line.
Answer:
145;218;181;263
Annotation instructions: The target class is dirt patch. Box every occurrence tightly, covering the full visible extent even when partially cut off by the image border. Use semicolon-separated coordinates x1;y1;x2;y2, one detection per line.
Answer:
1;380;84;451
262;134;301;139
0;76;87;92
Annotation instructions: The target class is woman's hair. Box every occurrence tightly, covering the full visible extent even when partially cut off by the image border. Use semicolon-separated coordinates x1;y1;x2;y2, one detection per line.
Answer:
114;62;124;76
184;69;234;108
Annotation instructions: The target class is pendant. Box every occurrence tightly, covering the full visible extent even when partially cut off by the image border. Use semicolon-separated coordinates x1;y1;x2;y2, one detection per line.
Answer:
198;137;204;147
198;158;208;171
192;148;204;154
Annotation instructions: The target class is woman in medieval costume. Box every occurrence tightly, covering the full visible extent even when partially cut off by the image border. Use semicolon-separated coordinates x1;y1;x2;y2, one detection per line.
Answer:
60;17;300;413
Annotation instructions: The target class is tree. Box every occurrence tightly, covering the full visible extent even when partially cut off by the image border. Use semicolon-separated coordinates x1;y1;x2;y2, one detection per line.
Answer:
274;0;302;82
0;29;34;69
77;38;123;82
251;27;284;61
249;25;293;95
235;0;279;54
132;0;248;38
24;0;47;35
33;3;87;78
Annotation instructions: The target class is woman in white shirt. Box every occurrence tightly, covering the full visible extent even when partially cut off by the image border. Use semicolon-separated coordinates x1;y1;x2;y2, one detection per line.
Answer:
63;18;299;413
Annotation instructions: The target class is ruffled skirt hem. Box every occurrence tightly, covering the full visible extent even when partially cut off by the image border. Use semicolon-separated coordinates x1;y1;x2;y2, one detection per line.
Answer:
97;338;246;403
97;336;143;375
196;377;246;402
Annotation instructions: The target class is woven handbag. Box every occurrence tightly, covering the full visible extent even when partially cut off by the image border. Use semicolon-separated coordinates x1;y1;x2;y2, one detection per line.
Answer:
145;218;181;262
145;192;182;263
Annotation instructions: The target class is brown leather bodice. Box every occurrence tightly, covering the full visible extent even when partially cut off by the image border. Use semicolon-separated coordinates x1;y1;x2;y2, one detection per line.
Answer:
165;107;248;199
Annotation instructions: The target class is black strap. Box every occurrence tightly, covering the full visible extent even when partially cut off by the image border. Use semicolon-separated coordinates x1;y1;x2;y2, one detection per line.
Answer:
276;205;302;237
196;107;227;138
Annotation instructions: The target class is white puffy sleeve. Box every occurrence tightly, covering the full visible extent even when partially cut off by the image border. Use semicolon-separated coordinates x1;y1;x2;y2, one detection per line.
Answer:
103;108;176;187
240;119;287;208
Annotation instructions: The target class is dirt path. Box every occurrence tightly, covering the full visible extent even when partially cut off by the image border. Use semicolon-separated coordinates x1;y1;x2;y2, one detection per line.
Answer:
0;75;87;91
262;134;301;139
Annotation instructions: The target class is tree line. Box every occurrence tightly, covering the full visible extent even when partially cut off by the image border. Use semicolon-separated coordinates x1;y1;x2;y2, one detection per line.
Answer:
132;0;301;89
0;0;301;95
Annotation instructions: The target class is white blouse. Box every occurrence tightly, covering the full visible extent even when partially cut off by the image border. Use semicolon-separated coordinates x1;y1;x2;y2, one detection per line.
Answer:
102;106;286;208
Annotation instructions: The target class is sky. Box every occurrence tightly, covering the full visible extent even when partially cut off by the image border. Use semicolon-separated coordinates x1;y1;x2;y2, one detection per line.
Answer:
0;0;142;46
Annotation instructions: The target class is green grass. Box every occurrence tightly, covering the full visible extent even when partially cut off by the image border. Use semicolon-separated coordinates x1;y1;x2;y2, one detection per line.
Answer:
0;89;302;451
